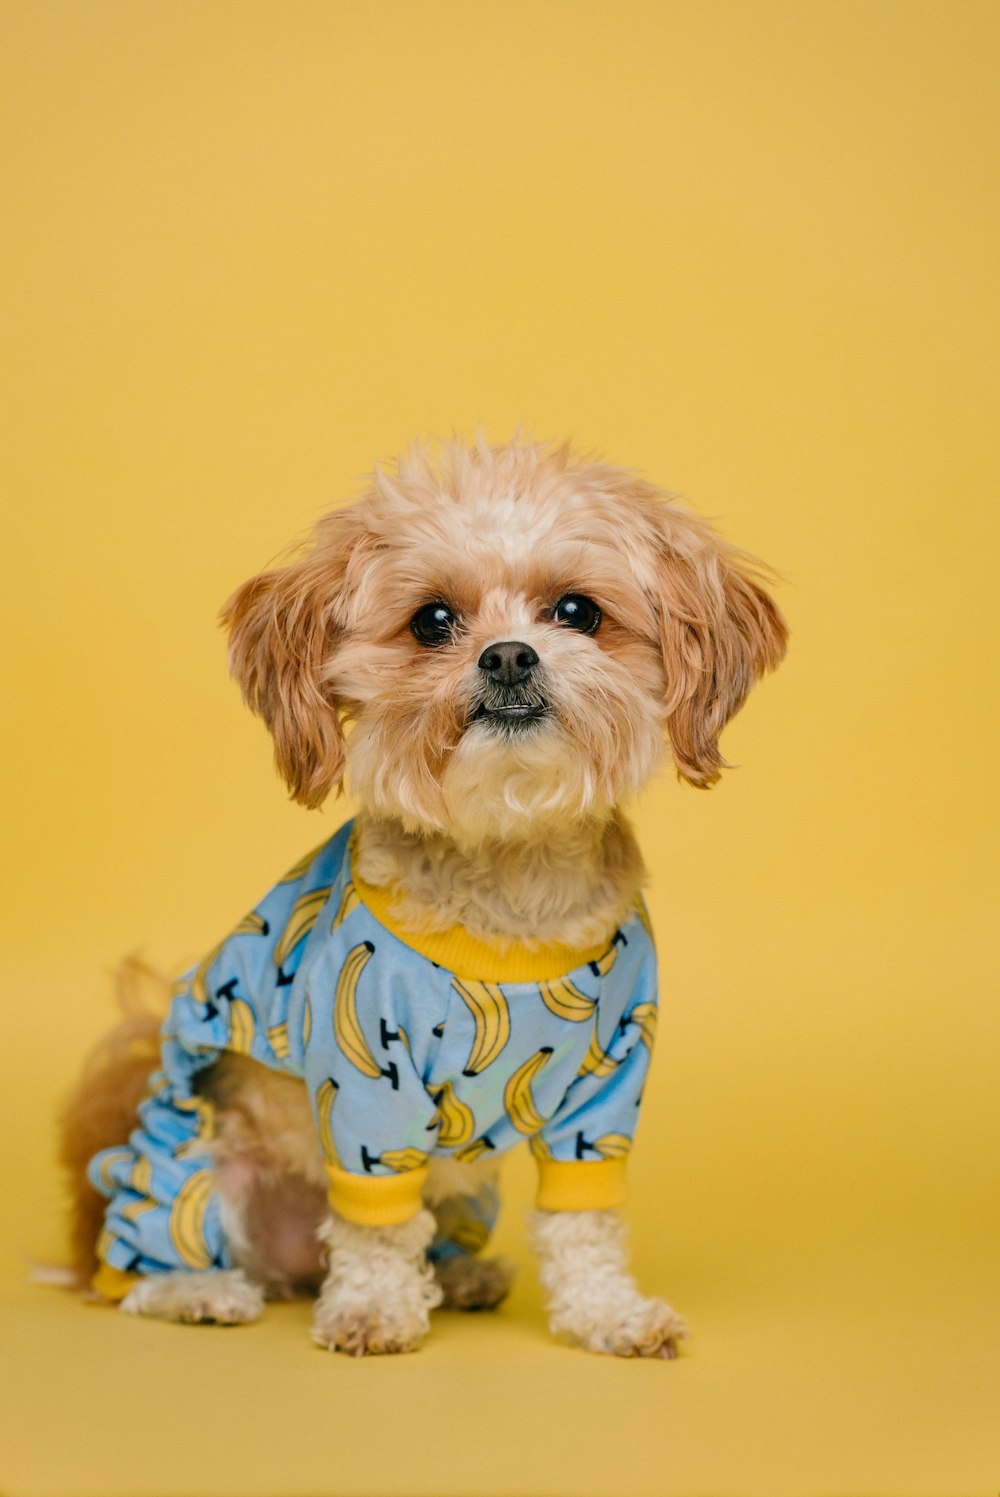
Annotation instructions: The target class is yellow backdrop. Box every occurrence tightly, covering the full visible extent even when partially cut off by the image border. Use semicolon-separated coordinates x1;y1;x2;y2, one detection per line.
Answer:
2;4;997;1496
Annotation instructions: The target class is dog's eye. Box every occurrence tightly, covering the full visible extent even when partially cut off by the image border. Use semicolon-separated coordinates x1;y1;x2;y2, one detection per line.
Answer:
410;602;459;646
553;594;601;635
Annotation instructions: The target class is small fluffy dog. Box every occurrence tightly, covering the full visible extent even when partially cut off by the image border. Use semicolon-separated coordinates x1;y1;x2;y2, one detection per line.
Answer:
60;437;786;1358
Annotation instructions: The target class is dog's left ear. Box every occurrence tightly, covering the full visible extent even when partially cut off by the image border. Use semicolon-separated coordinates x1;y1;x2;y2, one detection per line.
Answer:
649;507;788;787
221;508;372;809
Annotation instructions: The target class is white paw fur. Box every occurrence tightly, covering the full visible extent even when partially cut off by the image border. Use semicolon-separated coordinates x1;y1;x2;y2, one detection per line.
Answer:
529;1208;686;1358
312;1209;442;1356
120;1269;264;1325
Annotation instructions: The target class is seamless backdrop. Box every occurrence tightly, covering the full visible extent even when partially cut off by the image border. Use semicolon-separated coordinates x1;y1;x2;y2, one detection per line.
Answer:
2;5;998;1497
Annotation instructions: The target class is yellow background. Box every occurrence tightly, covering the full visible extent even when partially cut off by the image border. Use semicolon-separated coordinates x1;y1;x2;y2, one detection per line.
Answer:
2;4;997;1495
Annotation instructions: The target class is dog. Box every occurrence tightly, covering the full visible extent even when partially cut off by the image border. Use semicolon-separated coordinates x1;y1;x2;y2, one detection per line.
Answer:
59;436;786;1357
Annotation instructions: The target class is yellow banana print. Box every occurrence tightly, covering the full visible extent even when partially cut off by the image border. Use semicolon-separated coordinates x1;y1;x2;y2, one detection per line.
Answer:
579;1023;619;1078
273;887;331;971
504;1047;554;1135
593;1133;632;1159
429;1081;475;1149
449;1215;490;1254
454;1137;496;1164
168;1170;215;1269
334;941;380;1077
94;1148;133;1194
190;914;268;1007
191;939;225;1008
302;997;312;1050
538;977;596;1023
228;997;256;1055
316;1077;339;1164
529;1134;553;1162
379;1147;429;1173
629;1002;657;1050
588;930;625;977
453;978;511;1075
331;881;360;930
267;1021;290;1060
119;1155;156;1225
173;1095;216;1158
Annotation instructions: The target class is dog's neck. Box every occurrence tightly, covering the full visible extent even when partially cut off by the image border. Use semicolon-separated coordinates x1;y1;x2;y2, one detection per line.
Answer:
352;813;646;950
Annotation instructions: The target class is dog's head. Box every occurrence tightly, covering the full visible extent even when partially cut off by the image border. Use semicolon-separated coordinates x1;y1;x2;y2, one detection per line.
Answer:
223;439;786;843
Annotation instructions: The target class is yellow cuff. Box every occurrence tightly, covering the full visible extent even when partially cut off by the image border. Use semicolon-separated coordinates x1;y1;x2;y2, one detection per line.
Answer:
326;1164;429;1226
91;1263;141;1302
535;1158;628;1211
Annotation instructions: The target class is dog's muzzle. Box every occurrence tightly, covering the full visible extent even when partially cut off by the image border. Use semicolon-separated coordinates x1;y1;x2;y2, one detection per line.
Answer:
471;640;549;730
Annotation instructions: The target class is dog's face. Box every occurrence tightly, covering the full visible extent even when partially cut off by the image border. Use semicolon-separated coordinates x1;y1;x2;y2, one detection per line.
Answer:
224;440;786;843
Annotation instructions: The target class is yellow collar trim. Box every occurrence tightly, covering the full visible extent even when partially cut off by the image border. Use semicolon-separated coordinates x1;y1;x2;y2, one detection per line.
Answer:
350;867;612;983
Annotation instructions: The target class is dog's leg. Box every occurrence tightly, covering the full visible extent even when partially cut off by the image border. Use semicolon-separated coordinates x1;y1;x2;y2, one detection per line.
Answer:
423;1157;514;1311
529;1208;686;1357
120;1269;264;1324
312;1209;442;1355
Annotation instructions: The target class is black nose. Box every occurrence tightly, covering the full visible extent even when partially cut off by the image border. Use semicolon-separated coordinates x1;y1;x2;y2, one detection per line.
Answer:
478;640;539;686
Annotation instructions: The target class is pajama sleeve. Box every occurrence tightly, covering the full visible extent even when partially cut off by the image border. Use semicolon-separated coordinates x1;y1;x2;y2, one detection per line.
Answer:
302;936;441;1227
531;969;658;1213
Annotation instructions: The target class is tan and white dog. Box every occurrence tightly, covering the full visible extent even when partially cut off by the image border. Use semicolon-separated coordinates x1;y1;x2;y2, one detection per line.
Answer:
59;437;786;1357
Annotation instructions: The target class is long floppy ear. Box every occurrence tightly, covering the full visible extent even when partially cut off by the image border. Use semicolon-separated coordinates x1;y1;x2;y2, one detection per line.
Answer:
220;509;370;808
651;507;788;787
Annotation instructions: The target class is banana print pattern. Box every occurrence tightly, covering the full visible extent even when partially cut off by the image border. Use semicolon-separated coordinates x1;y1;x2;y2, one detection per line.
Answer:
168;1170;216;1270
331;880;360;930
191;913;269;1007
88;819;658;1288
538;976;597;1022
274;887;331;981
593;1133;632;1158
377;1147;429;1173
579;1022;621;1078
334;941;380;1077
628;1001;657;1050
503;1047;554;1135
119;1156;157;1225
316;1077;339;1165
228;996;256;1055
453;1136;497;1164
429;1081;475;1148
267;1021;290;1060
452;978;511;1074
588;928;626;978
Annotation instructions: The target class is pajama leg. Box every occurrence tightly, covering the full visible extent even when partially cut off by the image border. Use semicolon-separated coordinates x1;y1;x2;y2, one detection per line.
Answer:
88;1062;229;1297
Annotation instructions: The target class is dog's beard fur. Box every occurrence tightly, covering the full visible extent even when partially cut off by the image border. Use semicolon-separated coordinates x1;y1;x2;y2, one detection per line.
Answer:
336;610;668;846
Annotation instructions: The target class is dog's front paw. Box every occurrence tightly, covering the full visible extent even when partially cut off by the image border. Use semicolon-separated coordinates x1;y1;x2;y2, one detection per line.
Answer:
313;1208;442;1356
311;1296;432;1356
557;1293;687;1359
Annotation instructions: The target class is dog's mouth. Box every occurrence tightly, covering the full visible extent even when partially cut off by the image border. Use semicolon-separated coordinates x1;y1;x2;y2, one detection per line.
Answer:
469;693;550;733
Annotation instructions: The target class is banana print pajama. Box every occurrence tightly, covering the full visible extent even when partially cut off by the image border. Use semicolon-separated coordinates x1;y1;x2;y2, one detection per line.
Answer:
89;820;658;1300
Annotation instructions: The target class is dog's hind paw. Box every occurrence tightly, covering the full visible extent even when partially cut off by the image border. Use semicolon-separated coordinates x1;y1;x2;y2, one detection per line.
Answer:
434;1254;514;1310
120;1269;265;1325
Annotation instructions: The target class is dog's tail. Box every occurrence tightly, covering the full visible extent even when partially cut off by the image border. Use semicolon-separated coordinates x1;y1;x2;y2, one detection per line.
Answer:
54;957;168;1288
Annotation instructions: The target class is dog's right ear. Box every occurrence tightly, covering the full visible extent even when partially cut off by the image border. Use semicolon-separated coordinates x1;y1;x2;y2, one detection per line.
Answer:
221;508;371;809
